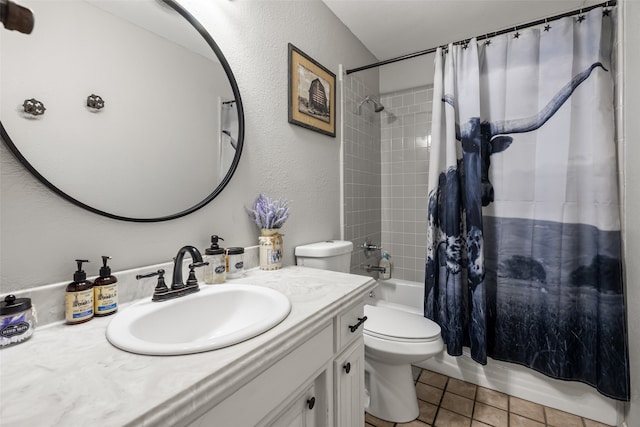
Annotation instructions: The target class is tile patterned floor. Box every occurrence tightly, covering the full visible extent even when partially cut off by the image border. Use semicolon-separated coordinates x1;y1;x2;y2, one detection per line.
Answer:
364;368;613;427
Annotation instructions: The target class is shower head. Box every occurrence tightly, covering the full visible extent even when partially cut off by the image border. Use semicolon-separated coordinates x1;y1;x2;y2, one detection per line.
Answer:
355;95;385;114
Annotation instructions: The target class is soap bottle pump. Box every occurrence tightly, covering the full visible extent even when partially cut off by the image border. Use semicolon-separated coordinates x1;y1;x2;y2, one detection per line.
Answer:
379;252;392;280
93;256;118;317
65;259;94;325
204;235;226;284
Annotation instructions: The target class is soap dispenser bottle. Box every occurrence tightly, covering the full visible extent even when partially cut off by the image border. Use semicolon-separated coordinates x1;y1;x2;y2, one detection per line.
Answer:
204;235;226;284
379;252;392;280
93;256;118;316
65;259;94;325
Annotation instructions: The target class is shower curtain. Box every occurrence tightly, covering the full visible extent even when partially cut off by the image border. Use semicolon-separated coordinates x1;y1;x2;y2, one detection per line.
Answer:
424;8;630;400
220;101;238;179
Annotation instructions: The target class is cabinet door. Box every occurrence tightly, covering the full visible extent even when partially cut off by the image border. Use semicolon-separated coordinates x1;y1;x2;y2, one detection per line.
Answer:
334;336;365;427
268;384;317;427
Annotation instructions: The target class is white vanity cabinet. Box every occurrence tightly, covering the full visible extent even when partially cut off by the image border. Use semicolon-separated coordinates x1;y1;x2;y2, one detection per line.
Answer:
333;302;366;427
187;301;367;427
266;382;319;427
0;267;376;427
334;337;365;427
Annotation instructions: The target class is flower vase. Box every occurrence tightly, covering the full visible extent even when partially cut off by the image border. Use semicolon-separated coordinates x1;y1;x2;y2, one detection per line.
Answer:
259;228;283;270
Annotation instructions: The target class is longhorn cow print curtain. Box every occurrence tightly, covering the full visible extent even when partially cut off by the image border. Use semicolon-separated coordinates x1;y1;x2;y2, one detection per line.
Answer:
424;8;630;400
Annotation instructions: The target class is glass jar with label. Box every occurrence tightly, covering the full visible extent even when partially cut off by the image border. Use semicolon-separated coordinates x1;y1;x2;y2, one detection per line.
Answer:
226;247;245;279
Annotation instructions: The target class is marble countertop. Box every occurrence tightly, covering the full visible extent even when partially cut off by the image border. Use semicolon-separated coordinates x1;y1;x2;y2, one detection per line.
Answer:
0;266;376;427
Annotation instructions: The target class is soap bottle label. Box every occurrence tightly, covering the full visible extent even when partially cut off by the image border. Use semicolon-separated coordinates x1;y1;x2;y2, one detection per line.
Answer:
94;284;118;315
65;289;94;323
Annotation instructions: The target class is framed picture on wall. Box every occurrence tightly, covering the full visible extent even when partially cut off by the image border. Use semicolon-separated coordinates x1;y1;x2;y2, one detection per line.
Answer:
288;43;336;137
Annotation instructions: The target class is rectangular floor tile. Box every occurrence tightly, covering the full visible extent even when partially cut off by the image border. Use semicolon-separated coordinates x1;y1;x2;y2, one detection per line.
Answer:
445;378;477;399
441;392;474;418
417;399;438;425
418;369;448;389
475;386;508;410
510;413;545;427
545;406;583;427
509;395;545;422
416;382;444;405
434;408;471;427
473;402;508;427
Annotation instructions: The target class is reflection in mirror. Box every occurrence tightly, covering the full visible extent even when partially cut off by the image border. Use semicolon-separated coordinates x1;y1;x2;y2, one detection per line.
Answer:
0;0;243;221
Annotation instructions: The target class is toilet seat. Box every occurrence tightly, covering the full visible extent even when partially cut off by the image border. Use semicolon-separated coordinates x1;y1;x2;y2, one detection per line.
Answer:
364;305;441;343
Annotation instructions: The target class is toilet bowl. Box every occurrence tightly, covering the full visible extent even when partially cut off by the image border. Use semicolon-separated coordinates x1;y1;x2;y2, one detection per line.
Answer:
363;304;444;423
294;240;444;423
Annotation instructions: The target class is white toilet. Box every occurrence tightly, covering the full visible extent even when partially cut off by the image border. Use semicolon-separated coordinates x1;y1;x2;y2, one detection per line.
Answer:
363;305;443;422
295;240;444;423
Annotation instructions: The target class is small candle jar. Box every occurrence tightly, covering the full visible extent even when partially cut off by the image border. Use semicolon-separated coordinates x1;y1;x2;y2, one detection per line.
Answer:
0;294;36;349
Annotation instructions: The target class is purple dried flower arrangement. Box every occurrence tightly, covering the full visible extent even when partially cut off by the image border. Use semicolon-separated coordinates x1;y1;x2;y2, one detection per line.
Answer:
245;194;290;229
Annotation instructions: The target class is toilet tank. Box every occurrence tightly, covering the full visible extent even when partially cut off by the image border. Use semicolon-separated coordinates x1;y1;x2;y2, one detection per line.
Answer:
295;240;353;273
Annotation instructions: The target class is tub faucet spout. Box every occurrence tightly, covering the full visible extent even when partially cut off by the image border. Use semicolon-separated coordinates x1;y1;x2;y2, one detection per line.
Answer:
366;265;386;273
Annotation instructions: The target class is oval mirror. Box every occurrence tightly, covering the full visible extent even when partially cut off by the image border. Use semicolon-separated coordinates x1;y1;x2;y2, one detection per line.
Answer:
0;0;244;222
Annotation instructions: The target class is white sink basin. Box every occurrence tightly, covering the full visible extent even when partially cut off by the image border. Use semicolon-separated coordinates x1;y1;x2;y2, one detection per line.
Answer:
106;284;291;355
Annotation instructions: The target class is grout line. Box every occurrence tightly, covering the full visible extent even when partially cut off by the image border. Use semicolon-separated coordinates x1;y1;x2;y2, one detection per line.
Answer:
430;375;449;426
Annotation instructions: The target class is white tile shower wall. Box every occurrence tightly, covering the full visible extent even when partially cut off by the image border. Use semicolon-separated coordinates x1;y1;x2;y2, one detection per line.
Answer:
342;74;382;276
380;86;433;283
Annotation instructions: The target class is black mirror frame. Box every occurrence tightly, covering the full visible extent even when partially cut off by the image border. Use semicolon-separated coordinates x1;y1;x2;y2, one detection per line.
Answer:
0;0;244;222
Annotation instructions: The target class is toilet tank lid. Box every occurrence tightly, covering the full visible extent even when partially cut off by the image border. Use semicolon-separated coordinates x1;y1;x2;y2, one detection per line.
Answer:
295;240;353;257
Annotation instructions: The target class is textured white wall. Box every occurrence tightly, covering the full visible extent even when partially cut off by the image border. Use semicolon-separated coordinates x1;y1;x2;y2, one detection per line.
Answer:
0;0;378;292
379;53;435;94
622;0;640;424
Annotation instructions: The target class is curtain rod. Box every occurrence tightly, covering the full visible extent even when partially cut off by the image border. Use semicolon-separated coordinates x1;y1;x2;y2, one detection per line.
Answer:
345;0;616;75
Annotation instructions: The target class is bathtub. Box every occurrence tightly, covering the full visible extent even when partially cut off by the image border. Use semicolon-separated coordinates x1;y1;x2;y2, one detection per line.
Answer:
364;277;424;315
365;278;621;426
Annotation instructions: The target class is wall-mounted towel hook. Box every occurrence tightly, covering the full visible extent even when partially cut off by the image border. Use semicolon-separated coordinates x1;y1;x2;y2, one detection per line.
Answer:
86;94;105;110
22;98;45;116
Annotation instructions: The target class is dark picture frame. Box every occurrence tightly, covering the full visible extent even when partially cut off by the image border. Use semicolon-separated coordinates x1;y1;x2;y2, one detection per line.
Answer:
288;43;336;137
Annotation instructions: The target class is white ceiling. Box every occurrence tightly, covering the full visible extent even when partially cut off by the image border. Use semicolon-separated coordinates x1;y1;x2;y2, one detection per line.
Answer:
323;0;602;61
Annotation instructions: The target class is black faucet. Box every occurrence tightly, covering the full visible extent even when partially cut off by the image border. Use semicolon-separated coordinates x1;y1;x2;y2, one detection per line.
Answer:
136;245;208;302
172;245;206;289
